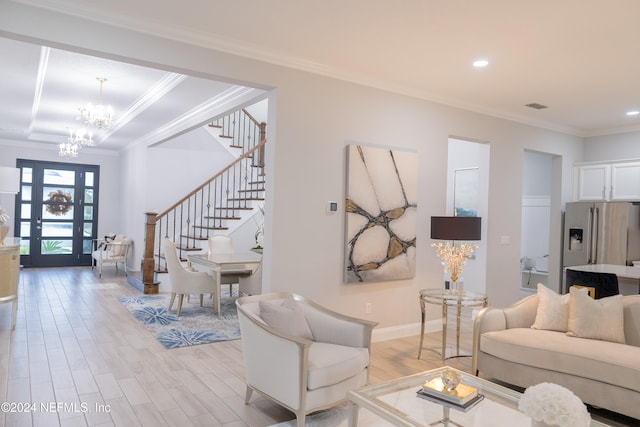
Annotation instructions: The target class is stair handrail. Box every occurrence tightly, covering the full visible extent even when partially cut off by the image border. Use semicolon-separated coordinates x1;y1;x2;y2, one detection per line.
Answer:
241;108;263;127
156;138;265;220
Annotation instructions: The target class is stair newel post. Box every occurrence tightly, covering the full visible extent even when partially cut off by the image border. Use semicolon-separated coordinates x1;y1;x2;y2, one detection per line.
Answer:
258;122;266;172
142;212;160;294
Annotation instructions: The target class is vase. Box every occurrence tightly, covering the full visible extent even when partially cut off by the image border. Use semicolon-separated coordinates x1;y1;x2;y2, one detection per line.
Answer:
0;223;9;245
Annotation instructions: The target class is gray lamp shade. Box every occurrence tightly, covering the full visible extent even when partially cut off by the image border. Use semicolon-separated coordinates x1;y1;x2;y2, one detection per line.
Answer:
431;216;481;241
0;167;20;194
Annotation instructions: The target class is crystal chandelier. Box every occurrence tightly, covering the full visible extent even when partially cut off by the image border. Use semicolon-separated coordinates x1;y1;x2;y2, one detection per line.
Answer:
67;127;94;147
80;77;114;129
58;141;78;158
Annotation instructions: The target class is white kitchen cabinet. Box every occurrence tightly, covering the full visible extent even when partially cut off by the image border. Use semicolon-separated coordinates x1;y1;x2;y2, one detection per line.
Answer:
610;162;640;200
0;238;19;330
574;164;610;201
574;161;640;201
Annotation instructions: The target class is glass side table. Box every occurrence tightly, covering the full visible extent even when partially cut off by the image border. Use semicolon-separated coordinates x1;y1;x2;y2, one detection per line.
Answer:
418;289;488;363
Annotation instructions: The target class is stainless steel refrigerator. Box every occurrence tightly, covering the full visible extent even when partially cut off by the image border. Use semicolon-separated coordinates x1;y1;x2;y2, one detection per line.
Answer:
563;202;640;267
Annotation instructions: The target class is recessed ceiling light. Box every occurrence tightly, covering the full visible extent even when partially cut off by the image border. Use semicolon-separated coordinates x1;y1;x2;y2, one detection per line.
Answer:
626;110;640;116
473;59;489;68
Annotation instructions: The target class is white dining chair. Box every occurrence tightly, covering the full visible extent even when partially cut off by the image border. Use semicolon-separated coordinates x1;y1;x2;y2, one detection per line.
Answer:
163;238;217;316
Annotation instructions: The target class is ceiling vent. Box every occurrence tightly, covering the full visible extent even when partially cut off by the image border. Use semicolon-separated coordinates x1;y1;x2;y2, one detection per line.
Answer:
525;103;548;110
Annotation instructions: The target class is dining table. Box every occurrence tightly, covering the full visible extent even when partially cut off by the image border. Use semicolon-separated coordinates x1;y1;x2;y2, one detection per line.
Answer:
187;252;262;317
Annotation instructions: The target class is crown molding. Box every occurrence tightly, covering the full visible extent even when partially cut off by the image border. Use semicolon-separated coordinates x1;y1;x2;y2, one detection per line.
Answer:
134;86;261;150
9;0;632;139
30;46;49;133
582;123;640;138
96;72;187;144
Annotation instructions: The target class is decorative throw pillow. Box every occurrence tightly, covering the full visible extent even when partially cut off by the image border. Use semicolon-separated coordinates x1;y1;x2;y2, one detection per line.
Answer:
567;286;625;343
108;234;127;257
259;295;314;340
531;283;570;332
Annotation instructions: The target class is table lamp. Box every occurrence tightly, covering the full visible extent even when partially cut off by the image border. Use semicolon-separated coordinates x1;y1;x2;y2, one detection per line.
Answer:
430;216;481;290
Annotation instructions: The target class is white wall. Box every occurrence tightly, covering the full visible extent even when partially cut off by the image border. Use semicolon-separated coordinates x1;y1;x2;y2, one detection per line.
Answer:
523;151;553;197
1;3;586;333
584;131;640;162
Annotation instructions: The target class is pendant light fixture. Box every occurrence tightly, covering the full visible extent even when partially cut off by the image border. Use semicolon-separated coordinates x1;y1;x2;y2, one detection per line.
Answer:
80;77;114;129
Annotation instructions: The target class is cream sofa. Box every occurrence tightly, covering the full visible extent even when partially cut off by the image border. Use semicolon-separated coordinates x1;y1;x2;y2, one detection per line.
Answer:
472;292;640;420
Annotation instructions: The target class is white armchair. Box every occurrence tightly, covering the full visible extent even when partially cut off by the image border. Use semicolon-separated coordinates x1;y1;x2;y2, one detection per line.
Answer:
163;238;217;316
91;234;132;278
236;292;378;427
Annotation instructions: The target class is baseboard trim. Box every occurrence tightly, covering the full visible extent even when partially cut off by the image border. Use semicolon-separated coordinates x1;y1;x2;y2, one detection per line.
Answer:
371;319;441;342
126;271;144;292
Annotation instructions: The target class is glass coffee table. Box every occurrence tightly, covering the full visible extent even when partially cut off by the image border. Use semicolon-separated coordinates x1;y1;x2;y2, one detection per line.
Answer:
347;367;610;426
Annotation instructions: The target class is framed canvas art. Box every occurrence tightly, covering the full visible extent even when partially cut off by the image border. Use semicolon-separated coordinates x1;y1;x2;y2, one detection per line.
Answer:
453;167;478;217
344;144;418;283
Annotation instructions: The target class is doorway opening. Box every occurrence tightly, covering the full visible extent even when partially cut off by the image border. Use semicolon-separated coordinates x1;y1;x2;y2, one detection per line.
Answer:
446;138;490;293
15;159;99;267
520;151;555;297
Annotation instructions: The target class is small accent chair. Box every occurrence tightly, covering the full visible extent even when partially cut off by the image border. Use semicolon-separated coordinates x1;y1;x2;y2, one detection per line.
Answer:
163;238;217;316
91;234;132;278
236;292;378;427
565;268;619;299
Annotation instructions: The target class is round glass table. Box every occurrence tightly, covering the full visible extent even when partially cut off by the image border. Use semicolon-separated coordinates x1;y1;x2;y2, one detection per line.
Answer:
418;288;488;363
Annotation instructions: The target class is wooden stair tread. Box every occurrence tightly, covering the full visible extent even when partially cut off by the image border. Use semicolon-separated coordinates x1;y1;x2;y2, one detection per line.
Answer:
203;216;242;220
229;145;243;149
228;197;265;201
219;135;233;139
176;245;202;251
215;206;254;211
208;124;222;128
238;189;265;193
192;225;230;230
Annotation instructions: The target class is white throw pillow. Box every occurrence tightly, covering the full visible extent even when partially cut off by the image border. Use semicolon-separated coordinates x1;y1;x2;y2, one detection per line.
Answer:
108;235;127;257
567;286;625;343
259;296;314;340
531;283;570;332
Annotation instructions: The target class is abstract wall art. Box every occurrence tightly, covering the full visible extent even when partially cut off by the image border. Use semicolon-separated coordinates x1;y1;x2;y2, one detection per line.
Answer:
344;144;418;283
453;167;479;217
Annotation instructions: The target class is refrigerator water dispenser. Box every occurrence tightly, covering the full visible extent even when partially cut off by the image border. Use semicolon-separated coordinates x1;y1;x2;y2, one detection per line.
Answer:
569;228;583;251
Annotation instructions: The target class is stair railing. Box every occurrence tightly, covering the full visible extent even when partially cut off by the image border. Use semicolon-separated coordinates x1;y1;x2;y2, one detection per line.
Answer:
210;108;265;156
141;107;266;294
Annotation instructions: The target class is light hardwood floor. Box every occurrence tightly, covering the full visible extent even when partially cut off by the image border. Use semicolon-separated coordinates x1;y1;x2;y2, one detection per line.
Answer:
0;267;473;427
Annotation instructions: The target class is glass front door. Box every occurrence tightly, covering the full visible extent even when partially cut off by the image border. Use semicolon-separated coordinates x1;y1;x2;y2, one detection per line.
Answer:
15;160;99;267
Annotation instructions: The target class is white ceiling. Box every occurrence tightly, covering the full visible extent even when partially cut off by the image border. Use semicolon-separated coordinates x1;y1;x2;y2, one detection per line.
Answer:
3;0;640;144
0;38;252;153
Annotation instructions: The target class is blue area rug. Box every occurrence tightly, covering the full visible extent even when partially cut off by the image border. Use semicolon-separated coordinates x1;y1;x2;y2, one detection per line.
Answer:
119;293;240;349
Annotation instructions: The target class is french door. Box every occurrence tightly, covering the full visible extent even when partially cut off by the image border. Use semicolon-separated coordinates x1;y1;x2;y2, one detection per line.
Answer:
15;160;99;267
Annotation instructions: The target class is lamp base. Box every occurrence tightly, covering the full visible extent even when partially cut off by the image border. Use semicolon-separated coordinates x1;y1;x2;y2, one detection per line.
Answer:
449;280;463;292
